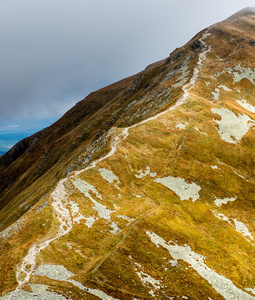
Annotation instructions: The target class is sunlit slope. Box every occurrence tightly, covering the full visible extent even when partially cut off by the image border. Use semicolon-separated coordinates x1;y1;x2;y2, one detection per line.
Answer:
1;7;255;300
0;52;183;233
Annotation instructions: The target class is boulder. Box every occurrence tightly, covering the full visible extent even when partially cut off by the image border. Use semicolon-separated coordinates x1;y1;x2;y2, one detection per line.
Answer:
191;39;203;50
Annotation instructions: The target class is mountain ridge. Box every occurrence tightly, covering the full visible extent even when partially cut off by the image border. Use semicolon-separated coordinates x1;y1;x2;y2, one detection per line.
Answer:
1;9;255;299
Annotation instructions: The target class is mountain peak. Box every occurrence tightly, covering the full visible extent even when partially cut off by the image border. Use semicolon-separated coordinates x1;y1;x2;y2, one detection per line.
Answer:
228;7;255;20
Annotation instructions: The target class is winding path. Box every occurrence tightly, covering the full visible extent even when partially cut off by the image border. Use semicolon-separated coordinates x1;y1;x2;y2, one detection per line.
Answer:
15;178;72;289
13;30;212;292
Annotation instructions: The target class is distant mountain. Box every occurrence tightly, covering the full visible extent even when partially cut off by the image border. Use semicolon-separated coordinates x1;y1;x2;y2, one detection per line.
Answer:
1;7;255;299
0;132;37;157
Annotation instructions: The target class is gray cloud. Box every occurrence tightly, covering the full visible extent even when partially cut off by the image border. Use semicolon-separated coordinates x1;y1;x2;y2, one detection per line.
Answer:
0;0;254;126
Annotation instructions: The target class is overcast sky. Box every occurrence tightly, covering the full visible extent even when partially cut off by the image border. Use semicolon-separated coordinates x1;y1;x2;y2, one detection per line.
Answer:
0;0;254;141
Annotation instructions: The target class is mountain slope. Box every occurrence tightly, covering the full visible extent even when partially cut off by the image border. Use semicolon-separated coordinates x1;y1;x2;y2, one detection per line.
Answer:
1;7;255;299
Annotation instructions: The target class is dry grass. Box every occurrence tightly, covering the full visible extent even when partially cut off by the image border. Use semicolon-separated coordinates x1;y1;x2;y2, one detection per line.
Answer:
1;11;255;299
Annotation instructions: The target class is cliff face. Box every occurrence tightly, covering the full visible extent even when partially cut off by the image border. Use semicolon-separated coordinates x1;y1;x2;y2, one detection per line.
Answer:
1;8;255;299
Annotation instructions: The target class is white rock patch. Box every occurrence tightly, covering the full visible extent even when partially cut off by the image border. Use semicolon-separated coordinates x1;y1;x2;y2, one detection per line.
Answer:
211;70;224;80
0;285;66;299
30;283;58;294
227;65;255;85
118;215;134;222
98;168;120;184
109;222;119;234
33;264;118;300
69;279;119;300
195;127;208;135
72;179;120;234
74;249;87;259
211;88;220;101
135;166;157;178
211;107;255;144
136;270;162;297
236;99;255;114
169;259;178;267
175;122;188;130
154;176;201;202
147;231;255;300
83;216;97;228
214;197;237;207
233;219;254;241
132;261;163;297
211;84;231;101
69;200;96;227
72;179;110;221
219;85;231;92
34;264;73;281
246;288;255;296
213;211;229;222
234;171;247;180
0;225;12;239
69;200;86;224
72;215;85;224
211;165;219;170
213;211;254;241
91;199;113;221
72;178;102;200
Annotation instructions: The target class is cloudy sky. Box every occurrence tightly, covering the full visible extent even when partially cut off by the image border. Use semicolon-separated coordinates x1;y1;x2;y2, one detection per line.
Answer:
0;0;254;152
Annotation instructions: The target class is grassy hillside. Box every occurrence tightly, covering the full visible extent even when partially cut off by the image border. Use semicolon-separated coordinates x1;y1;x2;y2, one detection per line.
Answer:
1;8;255;299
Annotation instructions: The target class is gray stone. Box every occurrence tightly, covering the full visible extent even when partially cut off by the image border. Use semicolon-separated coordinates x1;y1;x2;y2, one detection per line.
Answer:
191;39;203;50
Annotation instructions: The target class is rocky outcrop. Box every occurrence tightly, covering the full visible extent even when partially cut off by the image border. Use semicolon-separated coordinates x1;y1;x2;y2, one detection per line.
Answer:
191;39;203;50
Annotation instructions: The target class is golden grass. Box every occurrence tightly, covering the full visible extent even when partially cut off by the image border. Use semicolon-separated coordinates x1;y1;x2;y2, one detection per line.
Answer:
2;13;255;298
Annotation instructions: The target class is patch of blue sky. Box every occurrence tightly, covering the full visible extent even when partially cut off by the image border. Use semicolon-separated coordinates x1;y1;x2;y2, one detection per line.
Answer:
0;118;56;155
